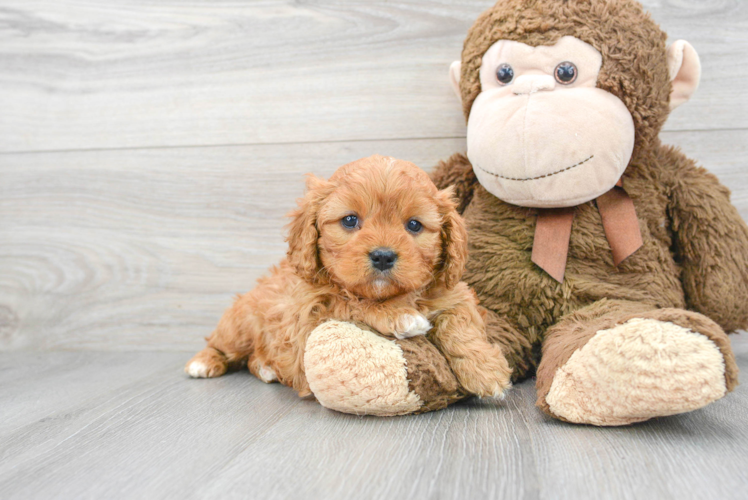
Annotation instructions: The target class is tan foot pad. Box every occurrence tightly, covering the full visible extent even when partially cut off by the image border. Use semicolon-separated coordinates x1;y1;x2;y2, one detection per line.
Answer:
304;321;421;416
546;318;727;426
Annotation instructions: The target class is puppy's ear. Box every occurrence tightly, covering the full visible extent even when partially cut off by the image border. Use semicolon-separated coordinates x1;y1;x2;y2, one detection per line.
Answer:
286;174;335;282
435;186;469;289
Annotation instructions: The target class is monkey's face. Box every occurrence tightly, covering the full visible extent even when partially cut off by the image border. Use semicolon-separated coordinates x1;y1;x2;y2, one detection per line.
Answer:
462;36;635;208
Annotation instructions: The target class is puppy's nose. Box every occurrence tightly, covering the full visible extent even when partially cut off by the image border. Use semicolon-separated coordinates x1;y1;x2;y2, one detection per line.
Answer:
369;248;398;272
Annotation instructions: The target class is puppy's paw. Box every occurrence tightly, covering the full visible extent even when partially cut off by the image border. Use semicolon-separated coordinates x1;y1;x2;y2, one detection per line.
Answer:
186;360;224;378
257;365;278;383
472;377;512;400
393;313;432;340
452;353;512;399
460;371;512;399
185;348;228;378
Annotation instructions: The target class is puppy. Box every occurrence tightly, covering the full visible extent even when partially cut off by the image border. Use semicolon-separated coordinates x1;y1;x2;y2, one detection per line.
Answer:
186;155;511;398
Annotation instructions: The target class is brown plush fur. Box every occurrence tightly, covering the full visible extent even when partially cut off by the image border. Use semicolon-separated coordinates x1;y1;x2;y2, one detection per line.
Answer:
427;0;748;419
186;156;511;399
397;335;468;413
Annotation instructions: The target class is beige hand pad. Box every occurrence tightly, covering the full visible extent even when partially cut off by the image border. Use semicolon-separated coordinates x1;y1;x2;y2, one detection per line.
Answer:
546;318;727;426
304;321;422;416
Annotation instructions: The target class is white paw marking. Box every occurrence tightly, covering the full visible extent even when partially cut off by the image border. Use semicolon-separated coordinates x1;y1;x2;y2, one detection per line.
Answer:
258;366;278;383
394;314;432;340
492;383;511;400
187;361;208;378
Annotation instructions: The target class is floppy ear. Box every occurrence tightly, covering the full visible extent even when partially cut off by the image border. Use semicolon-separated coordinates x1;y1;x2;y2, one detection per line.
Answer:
285;174;335;282
435;186;469;289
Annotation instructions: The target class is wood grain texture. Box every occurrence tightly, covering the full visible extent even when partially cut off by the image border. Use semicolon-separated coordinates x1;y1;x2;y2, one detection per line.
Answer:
0;0;746;153
1;2;747;498
0;336;747;500
1;131;746;351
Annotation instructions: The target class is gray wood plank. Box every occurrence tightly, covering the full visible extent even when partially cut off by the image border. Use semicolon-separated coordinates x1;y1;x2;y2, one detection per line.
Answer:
1;132;746;351
0;351;189;435
0;0;746;153
0;352;305;500
0;335;746;500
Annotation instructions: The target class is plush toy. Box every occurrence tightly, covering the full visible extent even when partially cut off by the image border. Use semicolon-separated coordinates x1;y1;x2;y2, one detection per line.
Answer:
302;0;748;425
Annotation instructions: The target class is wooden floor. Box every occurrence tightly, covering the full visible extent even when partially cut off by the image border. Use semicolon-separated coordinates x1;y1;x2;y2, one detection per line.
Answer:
1;334;747;500
1;1;748;499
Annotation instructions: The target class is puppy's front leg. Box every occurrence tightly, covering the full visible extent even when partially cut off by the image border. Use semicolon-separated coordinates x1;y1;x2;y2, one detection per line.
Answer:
391;312;432;339
430;301;512;398
351;300;432;340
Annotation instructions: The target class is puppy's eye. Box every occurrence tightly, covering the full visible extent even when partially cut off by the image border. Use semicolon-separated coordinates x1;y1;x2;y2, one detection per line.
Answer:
406;219;423;234
341;215;359;229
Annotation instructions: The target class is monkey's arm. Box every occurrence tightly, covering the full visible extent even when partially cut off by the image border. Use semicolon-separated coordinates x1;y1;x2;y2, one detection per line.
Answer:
663;146;748;332
430;153;478;215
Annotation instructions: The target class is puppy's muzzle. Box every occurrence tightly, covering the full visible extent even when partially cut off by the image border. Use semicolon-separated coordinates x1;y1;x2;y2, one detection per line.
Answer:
369;248;398;272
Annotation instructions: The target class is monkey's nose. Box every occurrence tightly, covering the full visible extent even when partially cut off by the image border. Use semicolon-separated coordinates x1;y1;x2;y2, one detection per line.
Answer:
512;75;556;95
369;248;398;272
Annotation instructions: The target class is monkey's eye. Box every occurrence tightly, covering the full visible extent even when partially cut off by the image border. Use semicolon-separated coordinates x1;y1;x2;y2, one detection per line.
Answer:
341;215;359;229
496;63;514;85
555;62;578;84
406;219;423;234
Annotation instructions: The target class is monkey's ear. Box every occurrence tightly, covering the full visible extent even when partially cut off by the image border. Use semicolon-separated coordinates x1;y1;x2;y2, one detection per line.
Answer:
449;61;462;103
667;40;701;111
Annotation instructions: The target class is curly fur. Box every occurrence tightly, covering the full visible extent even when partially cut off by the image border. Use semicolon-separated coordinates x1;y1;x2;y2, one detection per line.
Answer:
186;155;511;399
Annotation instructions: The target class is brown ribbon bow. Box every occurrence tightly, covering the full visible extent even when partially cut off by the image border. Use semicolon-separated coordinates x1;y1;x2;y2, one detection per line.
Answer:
531;180;643;282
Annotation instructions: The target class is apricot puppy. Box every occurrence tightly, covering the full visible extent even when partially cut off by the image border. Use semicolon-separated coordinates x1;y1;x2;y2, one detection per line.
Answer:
186;155;511;400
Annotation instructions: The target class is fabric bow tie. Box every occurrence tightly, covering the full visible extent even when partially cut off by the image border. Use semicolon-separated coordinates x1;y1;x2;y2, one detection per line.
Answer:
531;179;643;282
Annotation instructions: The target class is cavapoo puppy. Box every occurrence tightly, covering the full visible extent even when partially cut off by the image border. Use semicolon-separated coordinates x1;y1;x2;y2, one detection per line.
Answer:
186;155;511;399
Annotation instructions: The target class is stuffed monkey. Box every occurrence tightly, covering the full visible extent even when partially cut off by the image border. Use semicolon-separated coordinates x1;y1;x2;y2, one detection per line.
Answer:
304;0;748;425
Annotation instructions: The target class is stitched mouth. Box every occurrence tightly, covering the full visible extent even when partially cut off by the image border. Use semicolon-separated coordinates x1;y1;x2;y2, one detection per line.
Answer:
475;155;594;182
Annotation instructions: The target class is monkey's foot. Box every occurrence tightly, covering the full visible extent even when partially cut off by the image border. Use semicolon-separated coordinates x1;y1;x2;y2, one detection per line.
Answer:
546;318;728;426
